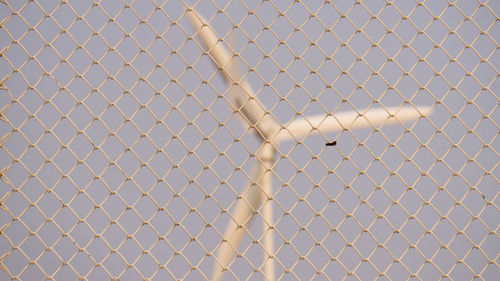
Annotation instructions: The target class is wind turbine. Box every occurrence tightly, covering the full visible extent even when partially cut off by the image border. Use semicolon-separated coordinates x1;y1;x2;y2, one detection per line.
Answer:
185;6;432;281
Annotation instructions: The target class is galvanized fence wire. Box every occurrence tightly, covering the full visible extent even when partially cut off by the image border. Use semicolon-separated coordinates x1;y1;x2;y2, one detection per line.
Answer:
0;0;498;280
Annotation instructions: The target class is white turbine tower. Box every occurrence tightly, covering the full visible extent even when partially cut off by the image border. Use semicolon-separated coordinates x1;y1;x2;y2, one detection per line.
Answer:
185;6;433;281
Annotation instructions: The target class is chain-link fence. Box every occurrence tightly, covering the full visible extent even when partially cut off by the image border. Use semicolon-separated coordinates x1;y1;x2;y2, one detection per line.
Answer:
0;0;498;280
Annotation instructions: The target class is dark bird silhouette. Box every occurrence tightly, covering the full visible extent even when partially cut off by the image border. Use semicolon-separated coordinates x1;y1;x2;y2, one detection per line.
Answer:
325;141;337;146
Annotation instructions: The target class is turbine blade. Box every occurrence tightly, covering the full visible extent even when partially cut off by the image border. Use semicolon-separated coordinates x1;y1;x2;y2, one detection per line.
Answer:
212;160;268;281
185;7;280;139
275;106;433;142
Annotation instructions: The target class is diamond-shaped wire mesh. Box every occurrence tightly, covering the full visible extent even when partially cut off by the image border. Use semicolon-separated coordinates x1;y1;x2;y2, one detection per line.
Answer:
0;0;498;280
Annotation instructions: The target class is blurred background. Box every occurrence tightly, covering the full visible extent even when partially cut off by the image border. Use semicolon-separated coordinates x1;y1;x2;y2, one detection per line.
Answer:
0;0;498;280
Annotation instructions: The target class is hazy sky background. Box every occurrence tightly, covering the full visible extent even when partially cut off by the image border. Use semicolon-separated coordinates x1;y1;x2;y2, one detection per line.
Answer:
0;0;498;280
